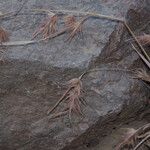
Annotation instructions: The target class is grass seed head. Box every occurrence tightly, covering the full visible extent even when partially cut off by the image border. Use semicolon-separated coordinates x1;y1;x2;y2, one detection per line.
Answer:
33;14;58;39
134;69;150;82
67;78;84;119
116;124;150;150
64;15;77;30
64;15;87;41
137;34;150;45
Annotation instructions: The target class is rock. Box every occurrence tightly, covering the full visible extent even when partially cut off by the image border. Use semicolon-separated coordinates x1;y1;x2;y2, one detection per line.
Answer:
0;0;149;150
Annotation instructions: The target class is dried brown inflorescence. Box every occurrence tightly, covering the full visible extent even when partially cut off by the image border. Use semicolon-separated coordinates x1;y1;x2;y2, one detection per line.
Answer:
0;27;9;43
67;78;84;119
116;123;150;150
64;15;88;41
47;77;85;120
32;14;87;42
64;15;77;29
137;34;150;45
33;14;58;39
134;69;150;83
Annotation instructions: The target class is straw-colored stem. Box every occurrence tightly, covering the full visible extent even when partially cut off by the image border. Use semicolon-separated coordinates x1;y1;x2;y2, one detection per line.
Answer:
124;22;150;62
47;87;72;115
32;9;123;22
48;109;69;120
32;9;55;16
132;44;150;69
79;68;133;80
133;134;150;150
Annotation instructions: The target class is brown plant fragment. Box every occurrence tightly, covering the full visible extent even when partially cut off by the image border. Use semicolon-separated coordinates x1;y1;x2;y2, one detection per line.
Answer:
64;15;77;30
66;78;84;120
33;14;58;39
116;123;150;150
47;77;85;121
64;15;88;41
134;69;150;82
0;27;9;43
137;34;150;45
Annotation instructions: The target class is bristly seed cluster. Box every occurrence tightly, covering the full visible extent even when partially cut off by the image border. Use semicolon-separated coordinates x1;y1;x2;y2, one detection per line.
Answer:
116;123;150;150
47;78;85;120
33;13;87;41
134;68;150;83
137;34;150;46
64;15;87;41
33;14;58;39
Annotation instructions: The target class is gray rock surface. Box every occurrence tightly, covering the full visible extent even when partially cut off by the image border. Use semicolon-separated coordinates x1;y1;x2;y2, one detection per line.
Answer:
0;0;149;150
0;0;135;68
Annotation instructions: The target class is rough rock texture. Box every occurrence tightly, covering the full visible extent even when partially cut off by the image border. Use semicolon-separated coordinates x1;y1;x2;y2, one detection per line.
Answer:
0;0;149;150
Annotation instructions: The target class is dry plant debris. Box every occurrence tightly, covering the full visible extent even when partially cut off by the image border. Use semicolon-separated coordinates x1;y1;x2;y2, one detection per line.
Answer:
134;69;150;83
131;44;150;69
137;34;150;46
47;68;133;121
124;22;150;62
0;9;123;46
64;15;88;41
47;77;85;121
33;13;88;42
116;123;150;150
33;14;58;39
0;27;9;43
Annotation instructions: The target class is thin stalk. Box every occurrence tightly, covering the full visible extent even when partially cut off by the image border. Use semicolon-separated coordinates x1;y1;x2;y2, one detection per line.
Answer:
48;109;69;120
133;134;150;150
124;22;150;62
32;9;55;16
32;9;123;22
79;68;133;80
0;28;67;46
132;44;150;69
47;87;73;115
116;123;150;150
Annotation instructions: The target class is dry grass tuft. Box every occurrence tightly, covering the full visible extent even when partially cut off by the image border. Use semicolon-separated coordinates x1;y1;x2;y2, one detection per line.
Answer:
33;14;58;39
134;69;150;82
64;15;76;29
64;15;88;41
66;78;84;119
137;34;150;45
116;123;150;150
0;27;9;43
47;77;85;121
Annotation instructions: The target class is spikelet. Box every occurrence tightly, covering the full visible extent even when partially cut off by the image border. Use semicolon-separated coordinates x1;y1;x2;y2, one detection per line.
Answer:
137;34;150;45
33;15;58;39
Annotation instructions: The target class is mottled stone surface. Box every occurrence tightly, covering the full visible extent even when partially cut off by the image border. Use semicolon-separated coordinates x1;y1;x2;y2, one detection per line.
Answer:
0;0;149;150
0;0;136;68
